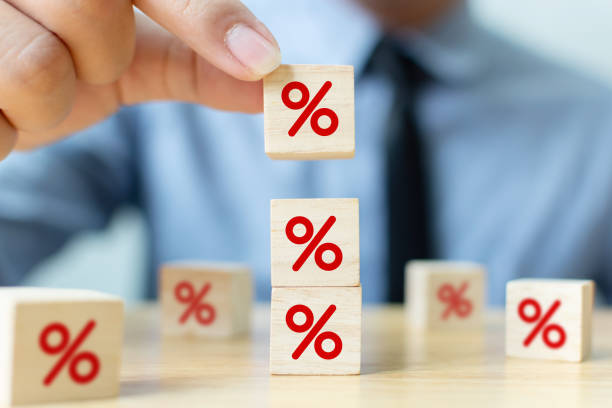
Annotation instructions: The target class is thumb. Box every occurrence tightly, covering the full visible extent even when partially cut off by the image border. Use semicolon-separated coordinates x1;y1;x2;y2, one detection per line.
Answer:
134;0;282;81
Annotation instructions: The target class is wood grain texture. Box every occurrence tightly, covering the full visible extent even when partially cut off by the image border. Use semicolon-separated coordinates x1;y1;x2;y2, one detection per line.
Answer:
264;64;355;160
0;288;123;406
16;305;612;408
160;262;253;338
506;279;594;362
406;261;486;329
271;198;359;287
270;287;361;375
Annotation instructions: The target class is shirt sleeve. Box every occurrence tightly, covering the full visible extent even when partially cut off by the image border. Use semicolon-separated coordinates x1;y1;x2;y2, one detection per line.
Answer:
0;108;139;285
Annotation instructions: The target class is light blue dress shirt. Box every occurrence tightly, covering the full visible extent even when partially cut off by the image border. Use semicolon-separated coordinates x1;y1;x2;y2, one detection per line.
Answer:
1;1;612;303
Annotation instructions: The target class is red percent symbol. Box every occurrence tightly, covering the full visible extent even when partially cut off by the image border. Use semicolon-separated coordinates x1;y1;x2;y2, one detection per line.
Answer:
174;281;216;325
518;298;566;349
437;282;472;319
286;304;342;360
39;320;100;386
281;81;339;137
285;216;343;272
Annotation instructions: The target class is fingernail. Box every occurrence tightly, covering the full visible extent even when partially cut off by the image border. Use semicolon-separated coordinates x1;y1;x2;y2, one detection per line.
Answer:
225;24;281;77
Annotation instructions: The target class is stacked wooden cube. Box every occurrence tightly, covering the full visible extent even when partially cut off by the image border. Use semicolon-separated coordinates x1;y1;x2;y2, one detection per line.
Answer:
265;65;361;375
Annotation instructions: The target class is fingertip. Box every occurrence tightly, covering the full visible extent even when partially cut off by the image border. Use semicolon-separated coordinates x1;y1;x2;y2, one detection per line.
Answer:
136;0;282;81
225;23;281;80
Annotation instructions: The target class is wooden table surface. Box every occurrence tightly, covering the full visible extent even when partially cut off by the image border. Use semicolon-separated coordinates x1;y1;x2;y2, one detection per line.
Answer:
29;305;612;408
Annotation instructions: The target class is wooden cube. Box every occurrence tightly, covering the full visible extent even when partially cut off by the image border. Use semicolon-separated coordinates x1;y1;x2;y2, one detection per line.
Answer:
506;279;594;362
271;198;359;287
264;64;355;160
270;286;361;375
160;262;253;338
406;261;486;329
0;288;123;406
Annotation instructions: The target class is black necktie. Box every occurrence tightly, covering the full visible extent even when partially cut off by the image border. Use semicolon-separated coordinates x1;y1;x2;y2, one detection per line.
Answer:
367;37;434;302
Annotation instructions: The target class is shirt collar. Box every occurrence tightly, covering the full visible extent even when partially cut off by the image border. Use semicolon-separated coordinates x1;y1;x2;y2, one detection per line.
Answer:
259;0;488;85
394;2;489;84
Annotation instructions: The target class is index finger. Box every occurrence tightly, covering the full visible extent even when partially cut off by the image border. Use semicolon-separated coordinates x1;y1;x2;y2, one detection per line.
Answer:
134;0;281;81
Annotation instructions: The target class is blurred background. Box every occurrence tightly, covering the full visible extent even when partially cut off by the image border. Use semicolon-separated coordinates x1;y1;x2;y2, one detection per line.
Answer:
22;0;612;303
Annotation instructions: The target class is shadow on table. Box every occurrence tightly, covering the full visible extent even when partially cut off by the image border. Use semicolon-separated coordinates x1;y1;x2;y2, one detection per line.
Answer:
361;324;491;375
120;378;164;397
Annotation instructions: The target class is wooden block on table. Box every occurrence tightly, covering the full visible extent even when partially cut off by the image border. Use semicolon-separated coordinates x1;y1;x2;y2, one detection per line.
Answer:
406;261;486;329
270;286;361;375
271;198;359;287
160;262;253;338
506;279;594;362
0;288;123;406
264;64;355;160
